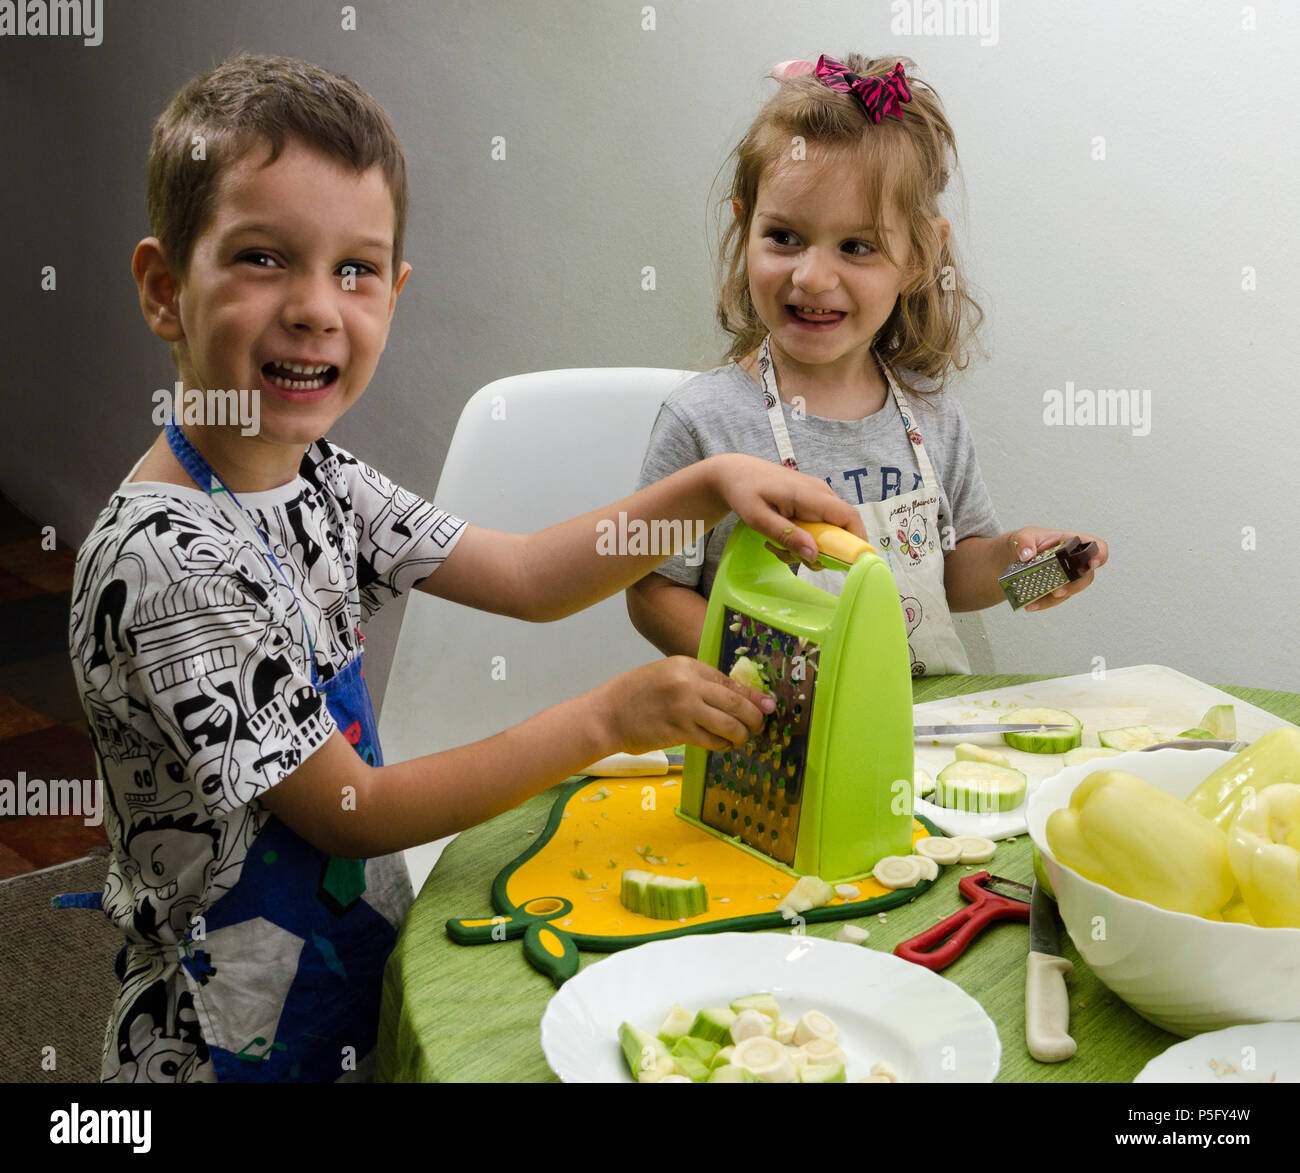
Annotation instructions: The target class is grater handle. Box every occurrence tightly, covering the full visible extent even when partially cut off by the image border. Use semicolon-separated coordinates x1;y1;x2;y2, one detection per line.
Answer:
798;522;878;569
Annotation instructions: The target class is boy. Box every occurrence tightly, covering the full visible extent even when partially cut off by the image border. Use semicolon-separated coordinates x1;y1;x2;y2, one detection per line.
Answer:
68;53;863;1083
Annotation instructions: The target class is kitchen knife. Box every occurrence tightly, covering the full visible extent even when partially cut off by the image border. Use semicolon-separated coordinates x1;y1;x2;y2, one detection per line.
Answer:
1025;880;1076;1062
915;724;1074;737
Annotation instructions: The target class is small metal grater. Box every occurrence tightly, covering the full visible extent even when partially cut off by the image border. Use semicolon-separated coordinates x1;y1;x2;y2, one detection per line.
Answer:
999;537;1099;610
701;608;821;867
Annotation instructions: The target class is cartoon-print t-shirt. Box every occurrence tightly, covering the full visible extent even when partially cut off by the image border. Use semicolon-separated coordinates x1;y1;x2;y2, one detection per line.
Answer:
68;437;466;1081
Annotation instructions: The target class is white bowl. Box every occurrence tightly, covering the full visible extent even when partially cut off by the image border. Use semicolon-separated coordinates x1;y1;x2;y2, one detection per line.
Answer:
1026;748;1300;1038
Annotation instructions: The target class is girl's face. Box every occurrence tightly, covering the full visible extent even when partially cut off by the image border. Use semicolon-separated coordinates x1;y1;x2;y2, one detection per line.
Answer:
745;149;915;385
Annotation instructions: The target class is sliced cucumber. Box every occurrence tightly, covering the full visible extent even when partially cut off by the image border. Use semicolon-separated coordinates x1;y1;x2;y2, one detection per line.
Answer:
670;1052;711;1082
999;708;1082;753
619;1022;671;1081
657;1003;694;1045
1097;725;1162;751
935;761;1028;812
1176;728;1215;740
915;767;936;798
1199;704;1236;740
687;1007;737;1047
671;1035;719;1067
1062;746;1122;766
955;742;1011;768
620;869;708;919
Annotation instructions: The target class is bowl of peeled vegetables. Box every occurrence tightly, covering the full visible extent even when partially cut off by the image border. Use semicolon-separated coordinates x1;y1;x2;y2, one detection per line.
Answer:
1026;728;1300;1037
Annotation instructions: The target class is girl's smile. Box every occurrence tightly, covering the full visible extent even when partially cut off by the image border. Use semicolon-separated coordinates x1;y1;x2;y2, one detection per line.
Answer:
743;148;927;412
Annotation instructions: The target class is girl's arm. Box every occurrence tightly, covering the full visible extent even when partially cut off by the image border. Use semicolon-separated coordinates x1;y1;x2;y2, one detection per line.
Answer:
627;572;708;658
945;528;1109;612
421;453;865;621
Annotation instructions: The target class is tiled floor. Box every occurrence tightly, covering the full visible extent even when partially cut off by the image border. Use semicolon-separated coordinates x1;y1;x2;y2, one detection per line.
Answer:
0;494;106;880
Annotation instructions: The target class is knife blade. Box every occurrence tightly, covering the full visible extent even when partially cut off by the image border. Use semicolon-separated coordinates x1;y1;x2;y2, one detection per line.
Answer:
1025;880;1076;1063
914;724;1073;737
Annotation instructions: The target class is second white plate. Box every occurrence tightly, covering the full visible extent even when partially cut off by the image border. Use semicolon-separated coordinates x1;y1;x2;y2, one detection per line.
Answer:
540;932;1000;1082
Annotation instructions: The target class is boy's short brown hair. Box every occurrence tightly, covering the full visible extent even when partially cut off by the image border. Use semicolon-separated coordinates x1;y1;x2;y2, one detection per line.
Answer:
147;51;409;291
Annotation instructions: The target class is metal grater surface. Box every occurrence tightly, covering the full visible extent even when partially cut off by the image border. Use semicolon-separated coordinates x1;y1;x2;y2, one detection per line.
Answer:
702;608;821;866
1001;553;1070;608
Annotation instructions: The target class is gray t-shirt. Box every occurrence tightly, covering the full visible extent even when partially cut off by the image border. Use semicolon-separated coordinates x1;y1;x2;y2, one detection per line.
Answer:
635;362;1001;595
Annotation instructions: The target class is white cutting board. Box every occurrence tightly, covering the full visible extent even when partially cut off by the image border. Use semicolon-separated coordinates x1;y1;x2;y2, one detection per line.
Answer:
913;664;1294;840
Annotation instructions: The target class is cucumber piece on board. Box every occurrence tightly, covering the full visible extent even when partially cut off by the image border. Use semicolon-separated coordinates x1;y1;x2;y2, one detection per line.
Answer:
955;742;1012;767
915;767;936;797
935;761;1028;812
620;869;708;919
1097;725;1161;751
1062;746;1122;766
1199;704;1236;740
999;708;1082;753
1176;728;1216;740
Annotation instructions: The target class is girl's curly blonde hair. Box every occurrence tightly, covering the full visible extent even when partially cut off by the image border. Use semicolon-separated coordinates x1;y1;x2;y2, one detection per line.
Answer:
716;54;983;395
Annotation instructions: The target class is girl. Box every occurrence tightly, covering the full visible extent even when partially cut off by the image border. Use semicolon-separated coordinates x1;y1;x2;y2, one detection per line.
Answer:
628;53;1108;675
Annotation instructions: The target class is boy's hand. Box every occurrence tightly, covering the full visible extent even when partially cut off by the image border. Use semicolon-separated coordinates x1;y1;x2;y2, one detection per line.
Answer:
707;454;865;568
595;657;775;755
1006;526;1109;612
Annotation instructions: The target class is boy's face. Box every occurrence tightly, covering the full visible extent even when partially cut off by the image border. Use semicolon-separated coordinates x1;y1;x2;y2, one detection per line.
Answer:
167;136;410;450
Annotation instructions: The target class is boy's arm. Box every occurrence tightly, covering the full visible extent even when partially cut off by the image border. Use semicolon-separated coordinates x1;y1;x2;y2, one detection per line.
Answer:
259;654;773;858
627;572;708;659
418;454;864;622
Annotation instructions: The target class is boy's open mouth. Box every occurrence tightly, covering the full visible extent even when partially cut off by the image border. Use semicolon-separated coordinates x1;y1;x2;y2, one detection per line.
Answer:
786;305;846;327
261;360;339;392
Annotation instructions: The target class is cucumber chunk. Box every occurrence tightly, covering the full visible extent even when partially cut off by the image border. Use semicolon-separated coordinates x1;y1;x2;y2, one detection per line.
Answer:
619;869;708;919
935;761;1028;812
1097;725;1162;751
619;1022;671;1081
955;742;1011;768
999;708;1082;753
657;1003;694;1045
728;654;770;695
687;1007;737;1046
915;767;936;798
1199;704;1236;740
671;1035;719;1066
1062;746;1121;766
1176;728;1216;740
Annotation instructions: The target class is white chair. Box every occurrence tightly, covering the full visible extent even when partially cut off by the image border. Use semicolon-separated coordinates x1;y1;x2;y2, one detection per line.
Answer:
379;368;695;893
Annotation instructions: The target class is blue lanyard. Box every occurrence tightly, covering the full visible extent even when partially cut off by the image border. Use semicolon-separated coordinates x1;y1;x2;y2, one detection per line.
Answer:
164;422;318;666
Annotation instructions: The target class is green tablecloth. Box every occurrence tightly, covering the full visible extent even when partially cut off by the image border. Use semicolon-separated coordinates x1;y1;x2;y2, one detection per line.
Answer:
376;674;1300;1083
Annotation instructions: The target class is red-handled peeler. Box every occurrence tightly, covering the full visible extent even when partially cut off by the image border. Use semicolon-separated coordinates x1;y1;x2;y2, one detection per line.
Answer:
894;872;1031;971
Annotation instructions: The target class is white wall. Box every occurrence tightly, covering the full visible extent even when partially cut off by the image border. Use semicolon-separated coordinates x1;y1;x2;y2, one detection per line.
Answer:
2;0;1297;697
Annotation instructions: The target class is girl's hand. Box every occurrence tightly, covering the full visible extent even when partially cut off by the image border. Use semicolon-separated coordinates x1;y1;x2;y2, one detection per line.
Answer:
594;657;775;756
706;454;866;567
1005;526;1109;612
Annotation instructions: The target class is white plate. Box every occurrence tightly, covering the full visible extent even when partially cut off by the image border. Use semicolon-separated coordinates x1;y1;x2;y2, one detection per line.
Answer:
1134;1023;1300;1083
539;932;1000;1082
914;663;1291;840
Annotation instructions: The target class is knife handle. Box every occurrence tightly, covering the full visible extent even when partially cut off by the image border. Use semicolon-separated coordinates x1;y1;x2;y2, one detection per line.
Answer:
1026;950;1077;1062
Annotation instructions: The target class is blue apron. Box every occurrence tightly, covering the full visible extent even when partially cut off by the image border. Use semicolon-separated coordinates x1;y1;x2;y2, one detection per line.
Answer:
145;424;399;1081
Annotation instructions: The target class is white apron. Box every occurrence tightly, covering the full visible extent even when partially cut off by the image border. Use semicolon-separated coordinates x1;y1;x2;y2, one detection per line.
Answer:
755;336;971;677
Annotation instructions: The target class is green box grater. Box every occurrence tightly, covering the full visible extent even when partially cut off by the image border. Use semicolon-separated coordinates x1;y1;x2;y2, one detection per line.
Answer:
677;521;915;884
